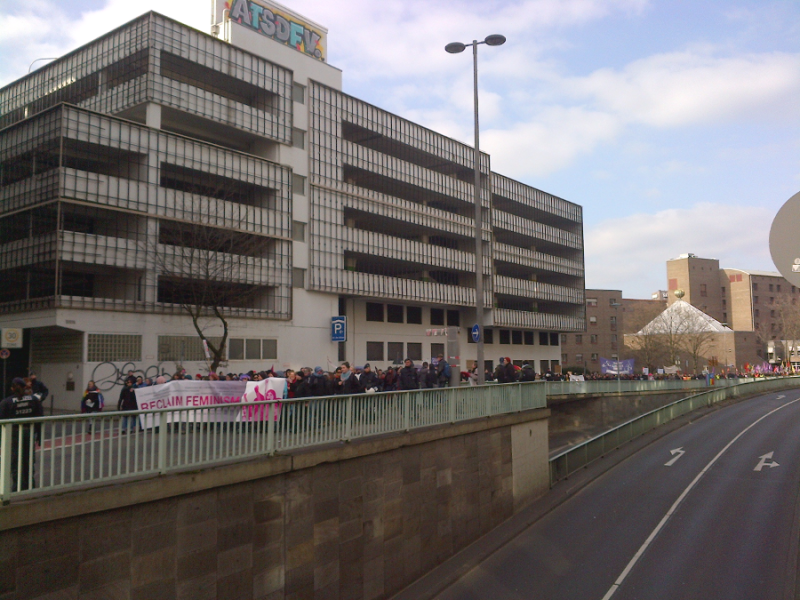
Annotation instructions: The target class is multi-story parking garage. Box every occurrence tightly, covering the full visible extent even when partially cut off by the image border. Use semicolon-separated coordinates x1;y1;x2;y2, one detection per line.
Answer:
0;3;585;408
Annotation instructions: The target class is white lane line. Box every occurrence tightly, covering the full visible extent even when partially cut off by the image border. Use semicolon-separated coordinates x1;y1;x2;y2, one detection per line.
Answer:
600;396;800;600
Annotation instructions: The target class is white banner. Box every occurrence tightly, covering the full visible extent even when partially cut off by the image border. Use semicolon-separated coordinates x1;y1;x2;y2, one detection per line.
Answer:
134;379;286;428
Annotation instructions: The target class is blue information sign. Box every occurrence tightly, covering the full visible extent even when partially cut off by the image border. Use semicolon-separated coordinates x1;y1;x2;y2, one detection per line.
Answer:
331;316;347;342
471;324;481;343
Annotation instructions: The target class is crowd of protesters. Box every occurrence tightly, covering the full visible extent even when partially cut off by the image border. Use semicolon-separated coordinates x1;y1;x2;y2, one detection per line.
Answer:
75;355;769;415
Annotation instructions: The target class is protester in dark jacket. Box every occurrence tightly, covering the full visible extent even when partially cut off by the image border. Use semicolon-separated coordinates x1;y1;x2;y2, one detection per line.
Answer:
359;364;381;393
504;357;518;383
519;364;536;382
382;368;397;391
397;359;420;390
494;357;509;383
435;354;450;387
117;379;138;433
81;381;104;413
308;367;331;396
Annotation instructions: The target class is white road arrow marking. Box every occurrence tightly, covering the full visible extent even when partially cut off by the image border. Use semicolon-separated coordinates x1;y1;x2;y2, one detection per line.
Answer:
665;447;686;467
754;452;780;472
777;395;785;400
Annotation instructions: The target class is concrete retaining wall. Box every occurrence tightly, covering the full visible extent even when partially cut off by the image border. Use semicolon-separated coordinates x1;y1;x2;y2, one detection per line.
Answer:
0;409;549;600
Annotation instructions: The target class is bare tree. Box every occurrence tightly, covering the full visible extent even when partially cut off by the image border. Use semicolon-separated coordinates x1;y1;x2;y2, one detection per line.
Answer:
680;329;717;373
154;221;274;371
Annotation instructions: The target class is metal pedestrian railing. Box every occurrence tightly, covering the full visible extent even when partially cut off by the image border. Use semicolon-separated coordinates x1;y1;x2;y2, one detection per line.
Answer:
543;377;753;396
0;381;547;502
549;376;800;486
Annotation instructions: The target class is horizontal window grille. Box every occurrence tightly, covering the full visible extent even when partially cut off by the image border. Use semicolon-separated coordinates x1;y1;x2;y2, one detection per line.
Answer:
88;334;142;362
30;330;83;364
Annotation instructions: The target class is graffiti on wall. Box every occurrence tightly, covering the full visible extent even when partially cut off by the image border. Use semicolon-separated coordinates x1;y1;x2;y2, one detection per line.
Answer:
90;362;175;392
225;0;325;61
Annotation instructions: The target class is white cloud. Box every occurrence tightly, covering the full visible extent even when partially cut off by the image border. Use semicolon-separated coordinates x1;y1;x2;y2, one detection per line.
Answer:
585;203;775;297
482;106;621;177
566;49;800;127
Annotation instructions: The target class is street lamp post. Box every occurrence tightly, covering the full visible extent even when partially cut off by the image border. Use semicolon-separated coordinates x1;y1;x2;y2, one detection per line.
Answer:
445;34;505;385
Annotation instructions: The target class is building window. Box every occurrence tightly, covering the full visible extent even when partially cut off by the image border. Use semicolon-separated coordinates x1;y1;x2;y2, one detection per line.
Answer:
292;82;306;104
292;221;306;242
158;335;218;362
430;343;444;361
430;308;445;325
575;353;583;362
484;329;494;344
512;330;523;345
88;334;142;362
770;297;775;304
753;283;758;291
262;339;278;360
609;298;617;306
590;335;598;344
723;312;727;322
589;316;597;326
561;334;567;343
587;298;598;307
292;173;306;196
366;302;384;322
366;342;384;361
755;309;760;317
575;335;582;345
292;268;305;288
551;333;559;346
777;285;781;292
387;304;404;323
771;310;776;318
499;330;511;345
406;306;422;324
561;353;568;363
447;310;460;326
769;284;774;292
521;331;532;345
700;284;707;297
721;287;726;294
227;338;277;361
539;332;549;345
387;342;404;363
591;353;598;362
407;342;422;361
754;296;759;304
245;339;261;360
292;128;306;149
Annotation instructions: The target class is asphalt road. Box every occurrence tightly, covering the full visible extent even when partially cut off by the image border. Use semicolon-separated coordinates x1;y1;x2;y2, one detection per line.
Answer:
434;390;800;600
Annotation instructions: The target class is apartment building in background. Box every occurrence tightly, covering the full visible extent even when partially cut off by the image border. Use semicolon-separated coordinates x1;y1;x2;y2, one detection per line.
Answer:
667;253;799;364
560;289;622;372
0;2;585;407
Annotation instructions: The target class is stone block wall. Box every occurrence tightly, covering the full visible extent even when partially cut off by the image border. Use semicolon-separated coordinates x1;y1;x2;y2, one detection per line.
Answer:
0;412;549;600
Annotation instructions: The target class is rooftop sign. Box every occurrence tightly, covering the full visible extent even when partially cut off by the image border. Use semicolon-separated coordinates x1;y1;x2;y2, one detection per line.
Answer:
219;0;327;62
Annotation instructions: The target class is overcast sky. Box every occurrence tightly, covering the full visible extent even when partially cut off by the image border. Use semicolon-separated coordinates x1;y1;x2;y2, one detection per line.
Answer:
2;0;798;298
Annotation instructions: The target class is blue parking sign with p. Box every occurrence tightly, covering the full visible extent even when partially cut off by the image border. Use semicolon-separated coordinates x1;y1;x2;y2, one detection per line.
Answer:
331;316;347;342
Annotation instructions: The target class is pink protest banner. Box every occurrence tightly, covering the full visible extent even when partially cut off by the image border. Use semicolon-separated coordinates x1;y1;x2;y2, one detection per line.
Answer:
241;378;287;421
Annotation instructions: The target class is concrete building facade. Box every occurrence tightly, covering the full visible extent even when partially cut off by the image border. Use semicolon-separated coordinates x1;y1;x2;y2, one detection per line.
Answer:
0;4;585;408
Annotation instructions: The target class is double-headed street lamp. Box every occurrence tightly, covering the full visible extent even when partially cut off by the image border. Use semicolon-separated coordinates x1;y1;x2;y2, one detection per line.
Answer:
445;34;506;385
